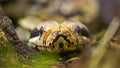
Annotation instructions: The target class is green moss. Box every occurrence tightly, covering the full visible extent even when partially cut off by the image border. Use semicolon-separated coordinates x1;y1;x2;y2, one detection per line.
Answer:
30;52;60;68
0;43;21;68
0;43;61;68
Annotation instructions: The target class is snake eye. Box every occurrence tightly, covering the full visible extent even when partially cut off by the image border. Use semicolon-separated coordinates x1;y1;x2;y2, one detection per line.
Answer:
81;27;89;38
30;28;39;38
75;25;89;37
30;27;44;38
75;25;81;34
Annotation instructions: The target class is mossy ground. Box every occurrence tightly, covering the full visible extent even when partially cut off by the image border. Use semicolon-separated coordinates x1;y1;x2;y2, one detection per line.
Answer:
0;43;61;68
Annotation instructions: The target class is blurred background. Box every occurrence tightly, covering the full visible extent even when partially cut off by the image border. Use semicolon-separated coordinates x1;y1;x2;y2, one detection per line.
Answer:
0;0;120;68
0;0;120;33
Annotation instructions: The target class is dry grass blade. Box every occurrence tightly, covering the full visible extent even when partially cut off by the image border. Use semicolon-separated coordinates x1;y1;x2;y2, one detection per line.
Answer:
88;17;120;68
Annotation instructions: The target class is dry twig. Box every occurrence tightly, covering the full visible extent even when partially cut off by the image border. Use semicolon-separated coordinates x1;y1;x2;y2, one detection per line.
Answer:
88;17;120;68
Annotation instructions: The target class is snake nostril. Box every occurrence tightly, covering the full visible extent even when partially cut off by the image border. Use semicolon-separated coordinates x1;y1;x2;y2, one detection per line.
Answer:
59;42;64;48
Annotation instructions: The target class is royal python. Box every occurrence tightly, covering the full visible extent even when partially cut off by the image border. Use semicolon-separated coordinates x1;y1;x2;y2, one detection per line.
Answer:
26;20;90;53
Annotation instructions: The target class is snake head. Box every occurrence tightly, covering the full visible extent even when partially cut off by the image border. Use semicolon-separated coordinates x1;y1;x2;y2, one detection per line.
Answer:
28;21;90;52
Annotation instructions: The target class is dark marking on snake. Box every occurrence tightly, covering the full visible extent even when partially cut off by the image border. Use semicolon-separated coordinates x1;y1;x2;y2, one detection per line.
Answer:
52;34;71;45
59;42;64;48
